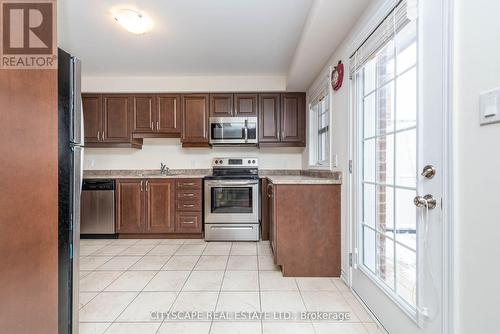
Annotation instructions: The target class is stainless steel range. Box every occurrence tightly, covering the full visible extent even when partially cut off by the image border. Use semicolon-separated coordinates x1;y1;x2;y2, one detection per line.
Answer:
204;158;259;241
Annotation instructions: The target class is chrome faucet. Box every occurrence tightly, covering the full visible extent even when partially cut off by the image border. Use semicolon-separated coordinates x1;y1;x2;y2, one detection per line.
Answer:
160;163;170;175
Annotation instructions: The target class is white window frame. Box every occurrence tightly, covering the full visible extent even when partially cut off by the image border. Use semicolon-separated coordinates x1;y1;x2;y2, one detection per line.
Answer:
308;85;331;169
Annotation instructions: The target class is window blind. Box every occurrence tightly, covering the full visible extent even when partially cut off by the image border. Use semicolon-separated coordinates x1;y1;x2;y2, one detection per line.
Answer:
349;0;416;75
309;69;330;106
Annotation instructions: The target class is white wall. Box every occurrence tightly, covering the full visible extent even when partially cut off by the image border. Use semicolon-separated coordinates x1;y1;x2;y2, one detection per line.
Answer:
84;138;303;170
82;76;304;170
453;0;500;333
82;75;287;93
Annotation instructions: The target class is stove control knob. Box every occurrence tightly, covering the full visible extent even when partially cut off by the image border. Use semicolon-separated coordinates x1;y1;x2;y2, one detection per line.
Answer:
214;160;218;164
252;160;256;164
219;160;223;164
248;160;251;164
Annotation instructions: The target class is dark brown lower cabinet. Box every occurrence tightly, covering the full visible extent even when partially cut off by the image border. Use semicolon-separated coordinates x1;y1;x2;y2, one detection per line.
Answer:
116;178;202;236
116;179;145;233
146;179;175;233
266;181;341;277
176;212;202;233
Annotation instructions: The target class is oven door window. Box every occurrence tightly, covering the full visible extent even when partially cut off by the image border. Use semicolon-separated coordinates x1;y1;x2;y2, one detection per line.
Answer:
211;122;245;140
211;187;253;213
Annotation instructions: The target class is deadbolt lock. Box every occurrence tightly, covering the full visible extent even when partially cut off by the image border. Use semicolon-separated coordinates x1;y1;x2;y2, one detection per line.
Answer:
421;165;436;179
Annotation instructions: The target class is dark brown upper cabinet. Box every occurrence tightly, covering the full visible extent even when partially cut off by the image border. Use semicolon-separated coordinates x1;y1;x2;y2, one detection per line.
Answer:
82;94;102;144
258;93;281;143
234;93;258;116
82;93;142;148
157;94;181;135
281;93;306;145
102;95;132;143
258;93;306;147
181;94;210;147
132;95;155;134
210;94;233;117
132;94;181;138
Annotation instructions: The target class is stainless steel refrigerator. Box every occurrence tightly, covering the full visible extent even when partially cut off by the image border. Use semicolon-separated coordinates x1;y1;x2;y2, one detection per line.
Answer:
58;48;83;334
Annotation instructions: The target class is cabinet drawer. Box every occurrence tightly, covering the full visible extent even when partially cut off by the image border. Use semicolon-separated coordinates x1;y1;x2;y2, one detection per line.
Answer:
176;200;202;211
176;189;201;200
176;179;202;190
175;212;202;233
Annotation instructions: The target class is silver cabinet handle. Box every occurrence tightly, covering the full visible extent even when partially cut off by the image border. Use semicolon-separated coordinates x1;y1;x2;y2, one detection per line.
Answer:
183;220;195;224
140;180;143;192
181;182;195;186
183;193;195;197
156;121;159;131
97;131;100;141
183;204;195;208
151;121;154;131
145;180;149;191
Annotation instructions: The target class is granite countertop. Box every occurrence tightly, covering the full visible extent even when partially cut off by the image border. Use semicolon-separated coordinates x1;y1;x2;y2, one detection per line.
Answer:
83;169;343;184
265;175;342;185
83;169;210;179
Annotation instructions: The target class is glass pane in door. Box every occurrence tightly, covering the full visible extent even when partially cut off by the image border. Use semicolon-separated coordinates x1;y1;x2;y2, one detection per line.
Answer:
211;187;253;213
359;17;418;310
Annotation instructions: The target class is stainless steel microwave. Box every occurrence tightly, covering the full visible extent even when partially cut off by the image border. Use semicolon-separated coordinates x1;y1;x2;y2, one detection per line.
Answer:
209;117;258;145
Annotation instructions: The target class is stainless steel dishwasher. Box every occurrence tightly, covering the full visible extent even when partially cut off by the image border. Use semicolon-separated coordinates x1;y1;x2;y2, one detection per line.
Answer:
81;179;116;235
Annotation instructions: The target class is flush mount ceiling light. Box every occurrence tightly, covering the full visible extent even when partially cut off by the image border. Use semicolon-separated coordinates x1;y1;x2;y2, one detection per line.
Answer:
113;8;153;34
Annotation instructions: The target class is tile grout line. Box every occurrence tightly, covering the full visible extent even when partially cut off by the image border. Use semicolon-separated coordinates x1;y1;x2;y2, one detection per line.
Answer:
294;277;318;334
79;240;144;311
208;241;233;334
257;242;264;334
156;240;208;334
99;240;168;333
98;239;184;334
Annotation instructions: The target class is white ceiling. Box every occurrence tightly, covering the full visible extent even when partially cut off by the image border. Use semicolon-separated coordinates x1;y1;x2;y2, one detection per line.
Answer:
58;0;370;89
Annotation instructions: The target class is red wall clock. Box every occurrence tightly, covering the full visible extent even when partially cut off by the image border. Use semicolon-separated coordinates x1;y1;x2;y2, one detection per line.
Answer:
331;60;344;91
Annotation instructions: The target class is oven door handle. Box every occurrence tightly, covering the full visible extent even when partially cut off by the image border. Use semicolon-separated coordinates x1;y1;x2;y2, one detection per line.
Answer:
206;180;258;187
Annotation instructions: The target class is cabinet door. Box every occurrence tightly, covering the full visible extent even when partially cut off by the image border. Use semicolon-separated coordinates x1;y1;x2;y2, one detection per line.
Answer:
116;179;145;233
258;94;281;143
132;95;155;134
82;94;102;143
210;93;233;117
102;95;131;142
146;179;175;233
280;93;306;145
234;93;257;116
181;94;210;145
157;94;181;135
175;212;202;233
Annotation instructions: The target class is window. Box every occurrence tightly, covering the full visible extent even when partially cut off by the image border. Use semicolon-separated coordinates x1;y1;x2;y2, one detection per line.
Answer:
309;91;330;167
353;4;418;311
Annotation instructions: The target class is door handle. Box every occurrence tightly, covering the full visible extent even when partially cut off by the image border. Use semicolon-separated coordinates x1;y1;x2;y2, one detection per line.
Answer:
413;194;437;209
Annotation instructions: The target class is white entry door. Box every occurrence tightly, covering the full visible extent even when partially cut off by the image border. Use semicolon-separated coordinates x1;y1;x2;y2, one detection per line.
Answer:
350;0;448;333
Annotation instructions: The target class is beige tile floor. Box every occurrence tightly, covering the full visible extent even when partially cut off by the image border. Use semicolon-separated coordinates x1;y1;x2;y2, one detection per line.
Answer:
79;239;384;334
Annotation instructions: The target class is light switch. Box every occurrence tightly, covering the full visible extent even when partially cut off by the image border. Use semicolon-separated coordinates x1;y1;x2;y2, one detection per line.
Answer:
480;88;500;125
